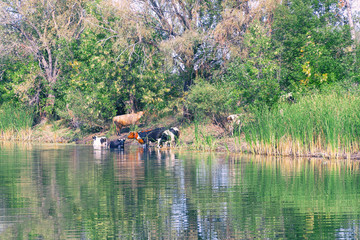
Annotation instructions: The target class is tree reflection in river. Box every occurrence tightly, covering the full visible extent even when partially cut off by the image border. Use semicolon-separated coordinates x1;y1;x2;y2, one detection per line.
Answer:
1;142;360;239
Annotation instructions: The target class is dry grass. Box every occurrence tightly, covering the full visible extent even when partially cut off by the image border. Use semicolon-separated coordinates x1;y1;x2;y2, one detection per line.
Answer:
0;120;78;143
31;121;78;143
0;128;33;141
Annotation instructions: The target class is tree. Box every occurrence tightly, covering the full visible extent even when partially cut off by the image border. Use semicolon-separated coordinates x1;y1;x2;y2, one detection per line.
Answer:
343;0;356;45
52;1;174;129
272;0;355;91
135;0;224;91
224;21;281;108
0;0;87;119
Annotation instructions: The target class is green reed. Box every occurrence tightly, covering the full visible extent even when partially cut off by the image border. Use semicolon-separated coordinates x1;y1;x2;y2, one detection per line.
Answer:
242;93;360;157
192;120;216;151
0;104;34;139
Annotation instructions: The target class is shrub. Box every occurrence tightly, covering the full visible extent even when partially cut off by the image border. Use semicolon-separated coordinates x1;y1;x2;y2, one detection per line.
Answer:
56;89;116;130
185;81;235;125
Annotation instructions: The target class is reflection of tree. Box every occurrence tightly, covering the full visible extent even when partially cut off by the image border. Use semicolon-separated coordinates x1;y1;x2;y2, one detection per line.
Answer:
223;156;360;239
2;145;360;238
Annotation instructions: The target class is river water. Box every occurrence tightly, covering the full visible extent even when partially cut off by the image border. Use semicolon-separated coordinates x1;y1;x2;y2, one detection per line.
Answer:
0;142;360;239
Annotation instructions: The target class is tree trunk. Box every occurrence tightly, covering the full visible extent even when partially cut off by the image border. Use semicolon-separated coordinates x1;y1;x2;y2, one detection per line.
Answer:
40;93;55;122
38;51;59;121
344;0;357;63
344;0;356;44
129;92;136;113
183;67;196;92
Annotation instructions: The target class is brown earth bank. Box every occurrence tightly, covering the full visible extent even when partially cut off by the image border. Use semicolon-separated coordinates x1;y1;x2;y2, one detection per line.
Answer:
2;118;360;160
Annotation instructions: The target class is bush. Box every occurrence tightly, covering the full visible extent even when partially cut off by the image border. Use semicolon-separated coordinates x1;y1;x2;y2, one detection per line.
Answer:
185;81;235;125
56;89;116;130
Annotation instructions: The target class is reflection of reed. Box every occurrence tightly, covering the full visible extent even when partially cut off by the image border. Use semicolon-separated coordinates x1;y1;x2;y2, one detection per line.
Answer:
229;154;360;178
0;141;34;150
3;144;360;239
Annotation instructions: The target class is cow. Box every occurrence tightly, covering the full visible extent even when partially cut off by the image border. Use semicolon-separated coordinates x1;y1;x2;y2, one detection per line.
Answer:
109;138;126;149
112;111;144;136
227;114;241;136
128;127;166;147
93;136;107;148
159;127;180;148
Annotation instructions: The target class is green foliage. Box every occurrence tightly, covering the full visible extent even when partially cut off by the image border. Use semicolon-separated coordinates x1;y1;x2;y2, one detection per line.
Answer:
1;0;360;137
55;31;119;128
0;56;44;106
224;22;281;108
185;80;234;123
272;0;358;91
56;27;171;129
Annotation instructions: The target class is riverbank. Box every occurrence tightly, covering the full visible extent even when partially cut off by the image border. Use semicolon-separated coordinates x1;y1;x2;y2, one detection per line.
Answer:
2;92;360;159
2;118;360;160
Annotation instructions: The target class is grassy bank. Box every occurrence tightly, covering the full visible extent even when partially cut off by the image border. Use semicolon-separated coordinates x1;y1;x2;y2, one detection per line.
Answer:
3;92;360;160
241;93;360;158
0;105;77;143
0;104;34;141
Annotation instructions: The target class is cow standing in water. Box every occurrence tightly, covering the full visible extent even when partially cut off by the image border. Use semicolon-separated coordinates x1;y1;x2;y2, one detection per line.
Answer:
159;127;180;147
93;136;107;149
109;139;126;149
128;127;166;148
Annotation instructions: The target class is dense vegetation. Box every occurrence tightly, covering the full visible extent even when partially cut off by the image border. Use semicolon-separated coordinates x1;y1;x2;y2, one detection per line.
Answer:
244;91;360;156
0;0;359;154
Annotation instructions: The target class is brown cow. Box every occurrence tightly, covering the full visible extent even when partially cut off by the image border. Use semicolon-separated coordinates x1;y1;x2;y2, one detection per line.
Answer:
113;111;144;135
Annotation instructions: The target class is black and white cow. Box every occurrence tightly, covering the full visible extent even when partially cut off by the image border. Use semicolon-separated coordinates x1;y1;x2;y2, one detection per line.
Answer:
128;127;167;148
159;127;180;148
109;138;126;149
93;136;107;148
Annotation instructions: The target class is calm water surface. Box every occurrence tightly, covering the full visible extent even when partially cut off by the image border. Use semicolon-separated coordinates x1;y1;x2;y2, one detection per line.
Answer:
1;142;360;239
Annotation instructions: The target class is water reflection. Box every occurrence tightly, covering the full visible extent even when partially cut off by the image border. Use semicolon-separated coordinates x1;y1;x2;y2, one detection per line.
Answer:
1;142;360;239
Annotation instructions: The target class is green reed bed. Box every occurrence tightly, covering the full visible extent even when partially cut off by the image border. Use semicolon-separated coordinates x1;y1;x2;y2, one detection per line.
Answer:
179;120;217;151
0;104;34;141
242;94;360;157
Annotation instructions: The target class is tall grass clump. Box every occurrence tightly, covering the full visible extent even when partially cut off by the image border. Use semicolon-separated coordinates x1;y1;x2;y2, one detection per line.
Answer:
188;120;217;151
0;104;34;141
243;93;360;157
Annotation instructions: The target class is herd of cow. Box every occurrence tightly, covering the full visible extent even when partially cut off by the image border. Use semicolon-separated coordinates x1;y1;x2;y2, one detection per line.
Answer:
92;127;180;150
92;111;181;150
92;110;240;150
